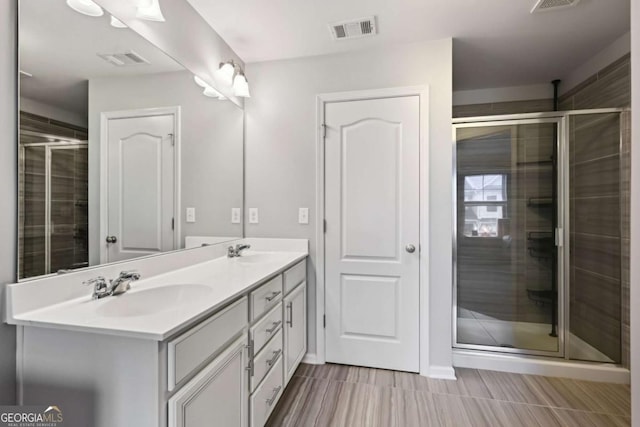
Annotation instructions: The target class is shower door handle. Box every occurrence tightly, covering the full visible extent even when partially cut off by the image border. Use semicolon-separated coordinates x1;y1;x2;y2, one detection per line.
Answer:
405;244;416;253
106;236;117;244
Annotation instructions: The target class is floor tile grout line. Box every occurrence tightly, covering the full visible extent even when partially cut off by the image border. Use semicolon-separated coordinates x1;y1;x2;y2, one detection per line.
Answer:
291;373;630;418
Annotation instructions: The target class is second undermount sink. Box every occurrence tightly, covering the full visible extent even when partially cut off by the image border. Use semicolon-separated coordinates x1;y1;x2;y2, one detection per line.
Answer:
97;284;212;318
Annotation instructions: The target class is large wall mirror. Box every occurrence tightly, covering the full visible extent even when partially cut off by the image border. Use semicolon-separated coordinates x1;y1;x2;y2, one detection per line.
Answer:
18;0;244;280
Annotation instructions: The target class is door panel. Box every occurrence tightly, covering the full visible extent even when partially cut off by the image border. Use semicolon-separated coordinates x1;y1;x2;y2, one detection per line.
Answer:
325;96;420;372
106;114;175;262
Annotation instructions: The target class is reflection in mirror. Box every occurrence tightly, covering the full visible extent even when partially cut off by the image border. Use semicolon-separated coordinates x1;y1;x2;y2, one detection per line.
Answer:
18;0;244;280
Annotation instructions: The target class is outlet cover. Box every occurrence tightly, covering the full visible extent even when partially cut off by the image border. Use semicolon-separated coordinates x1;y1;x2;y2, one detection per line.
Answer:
186;207;196;223
249;208;259;224
231;208;241;224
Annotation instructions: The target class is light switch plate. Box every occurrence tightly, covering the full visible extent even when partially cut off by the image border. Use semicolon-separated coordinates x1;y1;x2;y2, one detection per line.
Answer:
186;207;196;223
298;207;309;224
231;208;241;224
249;208;259;224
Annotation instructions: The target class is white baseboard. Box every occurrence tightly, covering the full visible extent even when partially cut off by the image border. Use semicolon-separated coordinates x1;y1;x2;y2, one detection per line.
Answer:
427;365;457;380
453;349;630;384
302;353;322;365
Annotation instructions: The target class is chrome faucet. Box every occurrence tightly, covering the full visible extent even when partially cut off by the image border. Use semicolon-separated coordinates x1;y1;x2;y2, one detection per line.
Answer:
84;276;110;300
84;271;141;300
110;271;141;296
227;243;251;258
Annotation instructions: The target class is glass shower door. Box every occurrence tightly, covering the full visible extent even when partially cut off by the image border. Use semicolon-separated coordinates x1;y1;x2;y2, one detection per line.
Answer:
454;119;562;356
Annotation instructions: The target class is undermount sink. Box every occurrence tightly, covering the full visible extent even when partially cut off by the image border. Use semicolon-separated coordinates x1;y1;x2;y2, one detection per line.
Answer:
233;252;274;264
96;284;212;318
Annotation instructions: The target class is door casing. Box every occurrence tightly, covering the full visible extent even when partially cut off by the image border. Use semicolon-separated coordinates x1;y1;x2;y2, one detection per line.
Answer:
99;106;181;264
315;86;431;376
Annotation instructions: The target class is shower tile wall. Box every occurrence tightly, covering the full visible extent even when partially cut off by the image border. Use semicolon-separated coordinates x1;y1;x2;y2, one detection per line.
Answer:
453;53;631;365
19;111;88;279
559;54;631;367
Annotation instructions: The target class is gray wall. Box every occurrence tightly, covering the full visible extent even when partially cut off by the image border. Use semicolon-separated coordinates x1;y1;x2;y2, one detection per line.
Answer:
88;71;244;263
0;0;17;405
630;0;639;422
245;39;453;370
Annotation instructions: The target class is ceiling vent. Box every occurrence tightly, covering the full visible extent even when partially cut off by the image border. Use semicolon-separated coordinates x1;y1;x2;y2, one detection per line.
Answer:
329;16;377;41
97;50;150;67
531;0;580;13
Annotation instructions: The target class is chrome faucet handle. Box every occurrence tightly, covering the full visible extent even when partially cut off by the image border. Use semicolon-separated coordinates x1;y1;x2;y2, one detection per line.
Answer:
84;277;109;299
227;245;237;257
83;276;108;289
118;270;140;280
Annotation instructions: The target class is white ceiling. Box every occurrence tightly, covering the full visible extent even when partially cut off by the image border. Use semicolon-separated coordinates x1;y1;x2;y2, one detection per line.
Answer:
20;0;182;119
186;0;630;90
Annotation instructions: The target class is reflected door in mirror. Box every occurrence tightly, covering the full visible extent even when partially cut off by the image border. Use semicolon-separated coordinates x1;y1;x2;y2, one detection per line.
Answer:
105;112;177;263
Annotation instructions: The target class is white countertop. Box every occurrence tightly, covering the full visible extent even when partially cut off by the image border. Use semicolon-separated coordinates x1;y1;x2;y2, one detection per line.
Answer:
9;251;307;341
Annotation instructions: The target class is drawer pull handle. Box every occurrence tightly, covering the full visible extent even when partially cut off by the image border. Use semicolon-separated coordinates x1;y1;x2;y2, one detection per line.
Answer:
286;302;293;327
267;349;282;367
265;291;281;302
266;320;282;334
266;386;282;406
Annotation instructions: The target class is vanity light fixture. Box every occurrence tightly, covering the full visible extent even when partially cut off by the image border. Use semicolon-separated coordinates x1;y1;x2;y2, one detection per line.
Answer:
215;61;251;98
136;0;166;22
233;72;251;98
66;0;104;17
216;61;236;87
194;75;226;100
110;16;128;28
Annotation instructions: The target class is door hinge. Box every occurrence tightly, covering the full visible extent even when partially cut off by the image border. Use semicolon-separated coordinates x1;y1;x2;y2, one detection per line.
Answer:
168;133;175;146
171;218;175;230
321;124;327;138
323;219;327;233
323;314;326;328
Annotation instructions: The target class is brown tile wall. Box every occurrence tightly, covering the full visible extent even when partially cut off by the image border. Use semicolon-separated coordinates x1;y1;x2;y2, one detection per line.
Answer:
18;111;88;279
454;54;631;365
562;54;631;366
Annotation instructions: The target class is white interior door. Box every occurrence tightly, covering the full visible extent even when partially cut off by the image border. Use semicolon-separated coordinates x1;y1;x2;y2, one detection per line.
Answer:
325;96;420;372
106;113;176;262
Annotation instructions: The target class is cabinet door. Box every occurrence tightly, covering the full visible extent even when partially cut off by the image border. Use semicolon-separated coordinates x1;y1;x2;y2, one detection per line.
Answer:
169;336;248;427
284;282;306;384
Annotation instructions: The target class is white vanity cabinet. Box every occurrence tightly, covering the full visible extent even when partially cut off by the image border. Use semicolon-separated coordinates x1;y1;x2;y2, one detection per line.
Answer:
14;254;308;427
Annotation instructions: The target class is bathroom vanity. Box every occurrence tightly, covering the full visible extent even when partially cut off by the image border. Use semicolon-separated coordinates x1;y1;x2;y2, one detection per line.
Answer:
6;240;308;427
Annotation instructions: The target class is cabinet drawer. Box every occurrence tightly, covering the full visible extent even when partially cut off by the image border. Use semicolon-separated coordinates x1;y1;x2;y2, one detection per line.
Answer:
250;356;283;427
168;297;248;391
250;275;283;321
250;303;282;354
283;260;306;295
251;329;283;393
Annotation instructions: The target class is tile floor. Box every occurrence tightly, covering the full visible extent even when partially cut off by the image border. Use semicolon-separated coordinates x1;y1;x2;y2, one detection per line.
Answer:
267;363;630;426
457;308;614;363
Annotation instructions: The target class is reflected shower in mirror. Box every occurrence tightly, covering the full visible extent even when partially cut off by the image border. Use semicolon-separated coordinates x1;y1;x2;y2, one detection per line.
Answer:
18;0;243;280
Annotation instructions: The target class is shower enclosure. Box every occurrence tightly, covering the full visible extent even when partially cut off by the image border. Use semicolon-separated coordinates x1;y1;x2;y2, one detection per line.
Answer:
453;109;627;365
19;133;89;279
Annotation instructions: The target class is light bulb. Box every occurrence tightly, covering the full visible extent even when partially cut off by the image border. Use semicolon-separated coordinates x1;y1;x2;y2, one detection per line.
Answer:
110;15;128;28
215;62;235;87
233;74;251;98
66;0;104;17
136;0;165;22
193;75;208;88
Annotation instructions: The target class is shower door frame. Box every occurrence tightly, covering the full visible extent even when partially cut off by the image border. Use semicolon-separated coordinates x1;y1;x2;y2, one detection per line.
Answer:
452;108;626;361
19;136;88;278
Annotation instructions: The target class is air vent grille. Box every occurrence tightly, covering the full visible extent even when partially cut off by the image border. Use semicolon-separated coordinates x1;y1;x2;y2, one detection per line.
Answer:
97;50;150;67
329;16;377;41
531;0;580;13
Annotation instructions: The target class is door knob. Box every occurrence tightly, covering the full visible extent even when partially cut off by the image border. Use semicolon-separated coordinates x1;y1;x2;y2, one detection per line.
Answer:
106;236;117;244
405;244;416;253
